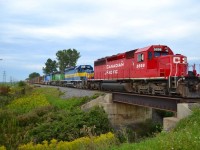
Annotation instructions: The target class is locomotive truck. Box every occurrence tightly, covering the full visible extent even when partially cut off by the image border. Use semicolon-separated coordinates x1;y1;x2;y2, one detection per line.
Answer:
30;45;200;98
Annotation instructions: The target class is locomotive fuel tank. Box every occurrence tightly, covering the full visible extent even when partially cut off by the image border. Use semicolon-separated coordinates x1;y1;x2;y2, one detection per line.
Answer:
101;81;133;92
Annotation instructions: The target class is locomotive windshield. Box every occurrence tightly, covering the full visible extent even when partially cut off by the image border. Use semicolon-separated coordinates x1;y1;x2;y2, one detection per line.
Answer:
154;51;168;57
78;65;93;73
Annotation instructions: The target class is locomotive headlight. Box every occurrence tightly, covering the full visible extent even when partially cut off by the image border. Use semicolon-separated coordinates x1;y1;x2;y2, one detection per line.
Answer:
182;57;187;64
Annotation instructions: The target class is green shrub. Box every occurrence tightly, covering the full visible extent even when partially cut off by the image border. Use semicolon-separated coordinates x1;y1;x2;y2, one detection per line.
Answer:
9;85;32;99
0;95;13;108
85;106;112;135
0;109;25;150
28;107;111;143
0;85;10;95
155;109;174;118
115;119;162;143
17;105;55;127
18;81;26;87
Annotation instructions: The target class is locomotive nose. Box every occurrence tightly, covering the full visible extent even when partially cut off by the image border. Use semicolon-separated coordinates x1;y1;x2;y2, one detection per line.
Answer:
173;56;181;64
173;56;187;64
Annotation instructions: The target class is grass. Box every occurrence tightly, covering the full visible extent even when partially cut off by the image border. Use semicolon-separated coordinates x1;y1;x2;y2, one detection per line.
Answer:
0;87;111;149
42;87;101;110
112;108;200;150
47;95;91;110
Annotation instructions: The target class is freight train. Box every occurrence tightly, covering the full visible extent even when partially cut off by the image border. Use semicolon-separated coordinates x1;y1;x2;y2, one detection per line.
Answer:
29;45;200;98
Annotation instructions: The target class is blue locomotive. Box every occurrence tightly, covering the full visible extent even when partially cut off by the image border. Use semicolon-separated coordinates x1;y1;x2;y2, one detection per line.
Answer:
43;65;94;88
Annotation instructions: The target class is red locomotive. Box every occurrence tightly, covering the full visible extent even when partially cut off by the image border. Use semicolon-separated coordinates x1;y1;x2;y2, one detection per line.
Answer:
90;45;200;98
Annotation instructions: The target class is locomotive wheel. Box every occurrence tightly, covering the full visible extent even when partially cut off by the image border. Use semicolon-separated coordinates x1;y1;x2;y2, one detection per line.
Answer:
151;89;155;95
124;82;133;92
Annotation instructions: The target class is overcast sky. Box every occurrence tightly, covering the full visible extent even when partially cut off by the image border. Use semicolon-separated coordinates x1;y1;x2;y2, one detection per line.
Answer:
0;0;200;81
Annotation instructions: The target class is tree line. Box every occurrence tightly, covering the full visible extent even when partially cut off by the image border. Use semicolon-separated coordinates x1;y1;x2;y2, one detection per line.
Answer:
29;49;80;79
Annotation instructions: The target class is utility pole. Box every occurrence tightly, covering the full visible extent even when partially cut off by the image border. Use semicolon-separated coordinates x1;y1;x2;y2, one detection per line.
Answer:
3;71;6;83
0;59;3;84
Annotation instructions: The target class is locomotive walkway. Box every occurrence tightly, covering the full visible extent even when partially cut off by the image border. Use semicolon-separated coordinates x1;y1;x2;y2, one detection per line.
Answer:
112;92;200;112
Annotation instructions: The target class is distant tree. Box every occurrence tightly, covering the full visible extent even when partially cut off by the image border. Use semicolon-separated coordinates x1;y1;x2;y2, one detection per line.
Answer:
18;80;26;87
43;58;57;74
29;72;40;79
56;49;80;73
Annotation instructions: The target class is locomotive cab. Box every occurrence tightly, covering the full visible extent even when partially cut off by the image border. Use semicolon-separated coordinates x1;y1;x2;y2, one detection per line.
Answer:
77;65;93;73
76;65;94;79
134;45;174;78
141;45;188;79
146;45;174;77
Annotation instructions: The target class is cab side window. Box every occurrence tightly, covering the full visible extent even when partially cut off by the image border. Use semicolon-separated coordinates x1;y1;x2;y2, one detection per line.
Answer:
75;69;79;73
148;51;152;60
137;53;144;62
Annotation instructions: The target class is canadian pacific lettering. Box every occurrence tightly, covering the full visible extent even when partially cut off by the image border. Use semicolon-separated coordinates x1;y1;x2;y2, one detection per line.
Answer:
106;61;124;69
105;70;118;75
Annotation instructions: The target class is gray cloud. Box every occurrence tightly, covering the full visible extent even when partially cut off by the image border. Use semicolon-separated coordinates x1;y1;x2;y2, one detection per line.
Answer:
0;0;200;80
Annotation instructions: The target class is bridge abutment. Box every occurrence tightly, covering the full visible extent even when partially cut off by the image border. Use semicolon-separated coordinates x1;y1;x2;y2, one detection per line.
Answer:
163;103;200;131
81;94;152;127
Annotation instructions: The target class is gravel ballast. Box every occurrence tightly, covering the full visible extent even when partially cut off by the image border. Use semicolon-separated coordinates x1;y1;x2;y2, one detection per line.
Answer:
36;84;102;99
